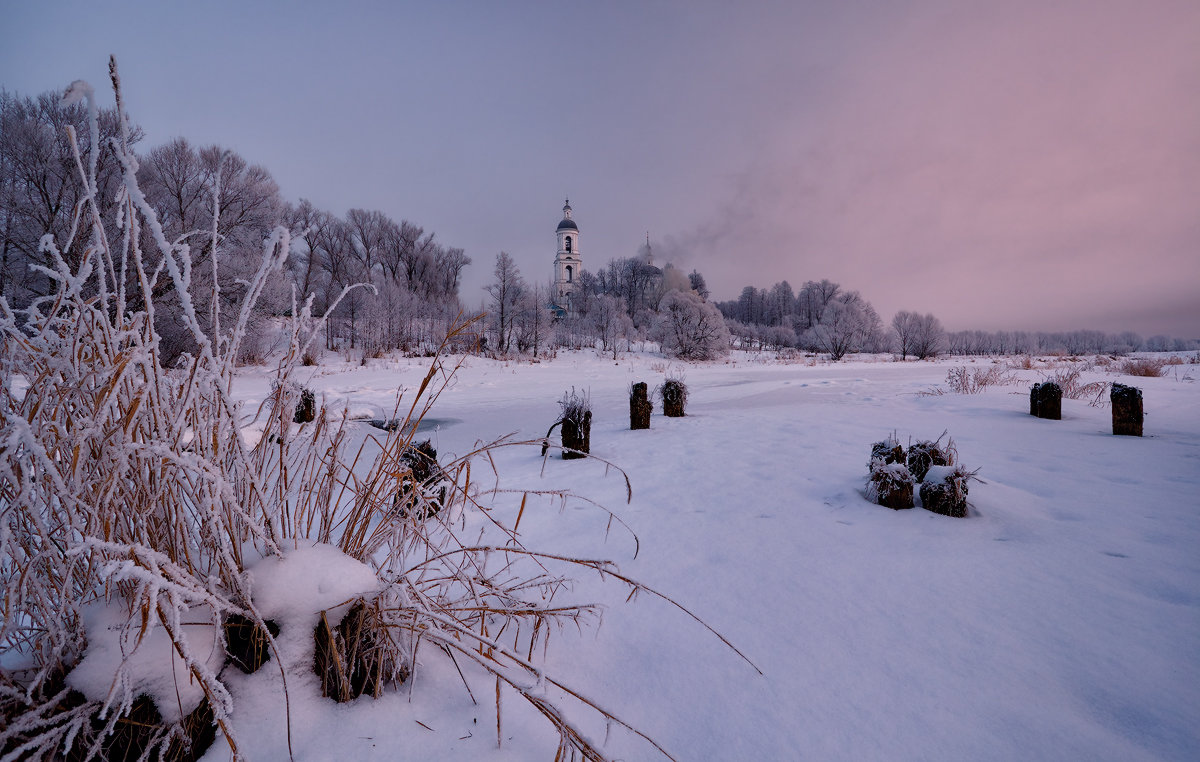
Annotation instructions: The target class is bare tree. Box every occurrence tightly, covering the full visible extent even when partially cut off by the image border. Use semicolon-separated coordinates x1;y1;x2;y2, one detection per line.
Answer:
484;252;526;354
514;282;555;357
765;281;795;326
346;208;394;279
892;310;921;360
796;279;841;331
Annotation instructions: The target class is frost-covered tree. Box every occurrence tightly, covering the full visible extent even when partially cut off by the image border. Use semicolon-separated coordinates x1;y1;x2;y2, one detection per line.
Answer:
907;312;945;360
804;299;863;360
796;279;841;331
589;293;635;359
765;280;796;326
0;89;136;305
688;269;709;300
513;282;555;357
651;289;731;360
138;139;284;360
800;291;883;360
484;251;526;353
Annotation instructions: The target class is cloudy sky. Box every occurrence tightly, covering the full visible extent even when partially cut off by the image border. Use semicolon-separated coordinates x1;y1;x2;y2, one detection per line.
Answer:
3;1;1197;336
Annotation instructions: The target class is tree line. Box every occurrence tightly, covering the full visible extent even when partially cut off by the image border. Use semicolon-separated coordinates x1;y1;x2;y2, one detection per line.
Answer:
717;277;1197;359
0;88;471;364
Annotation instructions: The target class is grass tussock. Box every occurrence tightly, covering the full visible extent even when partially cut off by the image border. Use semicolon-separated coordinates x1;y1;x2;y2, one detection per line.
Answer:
1;62;756;762
1117;357;1167;377
1041;366;1109;406
921;364;1017;396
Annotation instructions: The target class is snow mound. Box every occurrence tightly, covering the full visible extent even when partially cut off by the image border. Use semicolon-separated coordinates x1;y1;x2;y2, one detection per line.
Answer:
248;542;378;628
924;464;960;483
66;603;222;723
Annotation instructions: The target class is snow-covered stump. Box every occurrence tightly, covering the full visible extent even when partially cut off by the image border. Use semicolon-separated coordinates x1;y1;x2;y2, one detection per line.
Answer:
223;614;280;674
561;412;592;459
545;388;592;460
662;379;687;418
870;437;904;466
395;439;447;518
907;435;955;482
294;387;316;423
1111;383;1143;436
868;461;915;510
867;435;913;509
630;382;652;430
920;465;974;518
1030;381;1062;420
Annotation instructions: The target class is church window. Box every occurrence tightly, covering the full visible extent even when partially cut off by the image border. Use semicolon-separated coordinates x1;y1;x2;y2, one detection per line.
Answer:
565;236;572;252
566;265;573;283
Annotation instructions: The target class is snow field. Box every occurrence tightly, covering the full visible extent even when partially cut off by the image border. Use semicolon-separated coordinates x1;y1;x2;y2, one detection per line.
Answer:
212;352;1199;761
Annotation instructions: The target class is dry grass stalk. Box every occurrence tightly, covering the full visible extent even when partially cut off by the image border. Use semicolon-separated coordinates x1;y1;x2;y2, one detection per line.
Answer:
944;365;1016;394
1040;367;1109;406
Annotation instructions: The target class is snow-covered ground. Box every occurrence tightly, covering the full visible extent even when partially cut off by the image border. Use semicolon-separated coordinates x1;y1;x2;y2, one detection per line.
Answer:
211;351;1199;761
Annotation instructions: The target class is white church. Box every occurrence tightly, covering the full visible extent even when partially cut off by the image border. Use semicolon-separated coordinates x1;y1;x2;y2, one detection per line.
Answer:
550;198;665;318
552;198;581;315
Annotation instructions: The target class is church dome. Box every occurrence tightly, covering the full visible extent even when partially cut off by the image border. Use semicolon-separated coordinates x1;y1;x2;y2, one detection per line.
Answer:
557;198;578;232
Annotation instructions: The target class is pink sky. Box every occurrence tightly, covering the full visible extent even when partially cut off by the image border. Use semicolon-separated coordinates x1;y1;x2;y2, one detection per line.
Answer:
3;1;1197;336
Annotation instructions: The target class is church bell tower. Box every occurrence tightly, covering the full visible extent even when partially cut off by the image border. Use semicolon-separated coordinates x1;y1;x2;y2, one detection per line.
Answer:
554;199;581;307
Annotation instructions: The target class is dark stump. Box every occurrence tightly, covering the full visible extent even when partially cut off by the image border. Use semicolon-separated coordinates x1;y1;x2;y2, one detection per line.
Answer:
314;600;396;703
876;480;914;510
630;382;651;430
662;380;687;418
396;439;446;518
68;693;215;762
920;480;968;518
870;440;904;465
1111;383;1143;436
561;411;592;459
907;442;951;483
166;697;218;762
293;387;316;423
224;614;281;674
102;694;161;762
1030;382;1062;420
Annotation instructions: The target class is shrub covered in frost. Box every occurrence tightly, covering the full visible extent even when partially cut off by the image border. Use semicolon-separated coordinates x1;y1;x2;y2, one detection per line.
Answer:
650;289;731;361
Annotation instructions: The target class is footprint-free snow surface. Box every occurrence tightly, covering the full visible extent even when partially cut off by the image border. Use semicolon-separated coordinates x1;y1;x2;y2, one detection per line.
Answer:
214;352;1200;761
